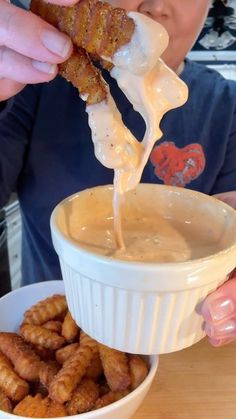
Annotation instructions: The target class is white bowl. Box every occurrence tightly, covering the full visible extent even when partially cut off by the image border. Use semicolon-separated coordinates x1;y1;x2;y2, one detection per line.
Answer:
0;280;158;419
50;184;236;354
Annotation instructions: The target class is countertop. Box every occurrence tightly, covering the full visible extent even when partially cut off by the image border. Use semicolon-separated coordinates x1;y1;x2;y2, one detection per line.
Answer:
134;337;236;419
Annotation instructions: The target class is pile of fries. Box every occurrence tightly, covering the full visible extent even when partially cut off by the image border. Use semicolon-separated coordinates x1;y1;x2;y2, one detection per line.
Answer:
0;294;148;417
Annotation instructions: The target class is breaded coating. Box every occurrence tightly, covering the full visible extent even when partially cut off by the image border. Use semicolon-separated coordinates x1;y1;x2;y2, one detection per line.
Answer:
13;394;67;417
67;378;99;414
0;388;12;413
49;345;94;403
56;343;80;365
33;345;54;361
80;331;98;353
59;49;107;104
99;344;131;392
0;333;41;381
61;312;80;343
23;294;67;326
39;360;61;389
0;350;29;401
129;355;148;390
85;352;103;381
20;324;65;350
94;389;129;409
31;0;135;58
42;320;62;334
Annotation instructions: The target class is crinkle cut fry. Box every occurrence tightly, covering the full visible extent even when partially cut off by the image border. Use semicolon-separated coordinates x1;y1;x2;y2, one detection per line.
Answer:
20;324;65;350
0;350;29;402
99;343;131;392
67;378;99;415
49;345;94;403
23;294;67;326
59;48;107;104
0;333;41;382
30;0;135;58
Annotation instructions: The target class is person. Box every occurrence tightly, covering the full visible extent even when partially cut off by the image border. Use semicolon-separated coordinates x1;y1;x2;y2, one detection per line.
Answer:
0;0;236;347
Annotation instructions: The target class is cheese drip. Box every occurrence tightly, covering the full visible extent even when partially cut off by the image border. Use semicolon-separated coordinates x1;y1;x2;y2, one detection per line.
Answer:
86;12;188;248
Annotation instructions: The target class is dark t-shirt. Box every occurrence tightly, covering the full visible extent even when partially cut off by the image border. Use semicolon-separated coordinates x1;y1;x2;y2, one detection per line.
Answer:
0;59;236;285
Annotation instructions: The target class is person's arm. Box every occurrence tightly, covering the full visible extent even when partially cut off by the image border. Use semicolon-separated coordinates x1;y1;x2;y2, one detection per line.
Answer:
202;110;236;346
0;84;41;207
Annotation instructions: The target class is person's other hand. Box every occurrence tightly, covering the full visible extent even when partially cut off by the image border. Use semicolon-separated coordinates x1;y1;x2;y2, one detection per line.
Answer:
201;191;236;347
0;0;77;101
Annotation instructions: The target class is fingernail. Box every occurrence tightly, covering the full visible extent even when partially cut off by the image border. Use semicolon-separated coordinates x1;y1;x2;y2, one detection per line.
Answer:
208;298;234;322
32;60;57;74
205;319;236;337
41;30;71;58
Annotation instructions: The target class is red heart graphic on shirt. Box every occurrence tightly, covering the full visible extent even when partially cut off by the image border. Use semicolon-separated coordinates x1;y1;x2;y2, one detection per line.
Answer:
150;141;206;187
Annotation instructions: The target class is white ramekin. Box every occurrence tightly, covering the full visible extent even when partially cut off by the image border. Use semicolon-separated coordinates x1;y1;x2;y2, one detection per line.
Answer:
50;184;236;354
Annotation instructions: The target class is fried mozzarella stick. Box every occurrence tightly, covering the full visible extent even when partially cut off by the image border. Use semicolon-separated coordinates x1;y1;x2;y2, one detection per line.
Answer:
0;333;41;382
0;350;29;402
23;294;67;325
31;0;135;59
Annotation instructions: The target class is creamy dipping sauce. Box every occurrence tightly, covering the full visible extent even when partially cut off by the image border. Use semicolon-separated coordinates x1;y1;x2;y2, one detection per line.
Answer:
84;12;188;254
77;214;223;263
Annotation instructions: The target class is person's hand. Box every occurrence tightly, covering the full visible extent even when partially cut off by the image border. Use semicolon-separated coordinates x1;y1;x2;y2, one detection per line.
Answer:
0;0;77;101
202;191;236;347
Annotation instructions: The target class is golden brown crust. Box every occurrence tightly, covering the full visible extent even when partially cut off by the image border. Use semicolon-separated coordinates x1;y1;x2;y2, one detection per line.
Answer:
56;342;80;365
23;295;67;326
0;333;41;382
20;324;65;350
61;312;80;343
67;378;99;414
31;0;135;58
99;343;131;392
42;320;62;334
49;345;94;403
0;350;29;402
129;355;148;390
13;394;68;417
39;360;61;389
85;351;103;381
59;49;107;105
94;389;129;409
30;0;134;104
0;388;12;412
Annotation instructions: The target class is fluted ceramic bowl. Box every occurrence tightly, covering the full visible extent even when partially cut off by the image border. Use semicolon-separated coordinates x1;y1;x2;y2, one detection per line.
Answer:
51;184;236;354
